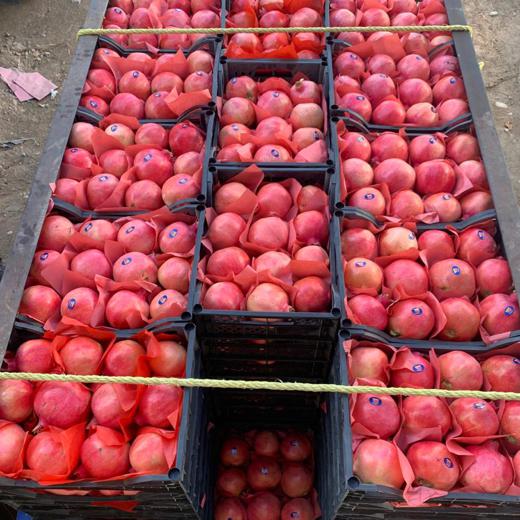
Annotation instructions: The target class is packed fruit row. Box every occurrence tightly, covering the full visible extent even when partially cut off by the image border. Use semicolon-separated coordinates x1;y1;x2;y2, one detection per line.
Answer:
341;215;520;342
338;123;493;224
198;169;334;314
215;430;319;520
348;342;520;501
19;212;195;330
0;332;186;481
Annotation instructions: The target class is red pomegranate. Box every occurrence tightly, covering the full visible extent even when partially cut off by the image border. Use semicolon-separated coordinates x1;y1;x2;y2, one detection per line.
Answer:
402;396;451;437
438;298;480;341
429;259;476;300
481;355;520;392
438;351;483;390
350;347;388;383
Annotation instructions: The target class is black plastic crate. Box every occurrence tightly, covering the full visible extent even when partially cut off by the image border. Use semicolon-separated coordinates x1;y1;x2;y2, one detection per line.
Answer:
54;110;215;220
0;323;211;520
14;203;203;340
210;56;334;169
337;207;520;350
326;39;473;135
333;335;520;519
204;333;349;519
190;209;342;342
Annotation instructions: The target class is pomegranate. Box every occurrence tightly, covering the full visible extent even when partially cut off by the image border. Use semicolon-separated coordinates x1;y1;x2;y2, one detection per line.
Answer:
371;133;408;163
335;52;365;79
361;74;396;105
220;436;249;467
450;398;499;437
339;93;372;121
294;246;329;264
409;135;445;165
60;336;103;375
117;220;156;254
460;443;513;494
477;258;513;297
482;355;520;392
344;258;383;295
384;260;428;297
104;340;145;377
350;347;388;383
353;439;404;488
367;54;396;76
30;250;63;285
15;339;53;373
215;498;247;520
157;257;191;293
407;103;439;126
458;228;497;267
373;159;415;193
151;72;183;94
130;432;169;473
402;396;451;437
390;190;424;219
437;98;470;123
247;492;281;520
353;394;400;439
60;287;98;324
407;441;460;490
169;123;204;155
19;286;61;323
126;180;163;210
429;259;476;300
341;228;378;260
461;191;494;218
433;75;466;104
225;76;258;101
348;187;386;216
0;380;33;423
480;294;520;335
297;185;328;213
38;215;74;251
294;211;329;246
457;160;488;188
293;276;330;312
91;383;135;429
247;457;281;490
501;402;520;450
105;123;135;147
26;430;68;475
256;183;292;218
399;78;433;107
150;290;187;320
71;249;112;280
417;230;455;265
81;429;130;479
105;290;149;329
289;103;324;130
379;227;418;256
447;134;480;164
348;294;388;330
0;423;25;474
280;463;313;498
438;298;480;341
415;160;456;195
159;222;196;254
438;351;483;390
280;433;311;462
136;385;182;428
110;92;145;119
34;382;90;428
248;217;289;250
207;247;250;277
281;498;313;520
80;219;117;242
341;132;371;161
343;159;374;190
424;193;462;222
246;283;291;312
203;282;244;310
69;122;95;152
372;98;406;126
254;431;279;457
390;352;434;388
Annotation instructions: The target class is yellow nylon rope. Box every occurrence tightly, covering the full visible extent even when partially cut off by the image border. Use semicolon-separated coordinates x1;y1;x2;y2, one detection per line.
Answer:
77;24;472;38
0;371;517;401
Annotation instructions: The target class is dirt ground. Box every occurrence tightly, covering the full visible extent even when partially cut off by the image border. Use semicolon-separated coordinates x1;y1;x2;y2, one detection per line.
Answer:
0;0;519;261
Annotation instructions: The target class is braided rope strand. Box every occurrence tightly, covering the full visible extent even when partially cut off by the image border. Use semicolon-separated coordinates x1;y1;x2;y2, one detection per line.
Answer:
77;24;472;38
0;371;517;401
